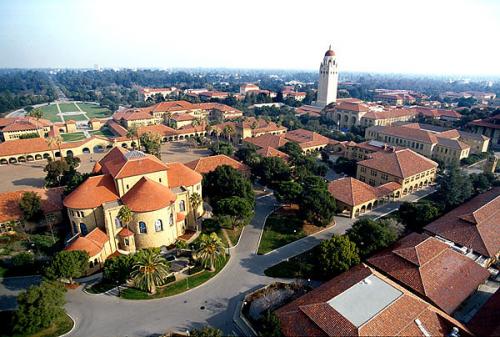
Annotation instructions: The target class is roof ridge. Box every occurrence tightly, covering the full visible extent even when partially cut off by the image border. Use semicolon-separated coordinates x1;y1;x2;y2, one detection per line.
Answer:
394;303;431;336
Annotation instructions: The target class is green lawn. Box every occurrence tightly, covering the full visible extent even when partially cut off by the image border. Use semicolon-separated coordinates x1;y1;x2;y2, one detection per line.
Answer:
0;311;73;337
89;127;115;138
86;281;116;294
61;132;86;142
62;114;88;122
257;209;307;254
58;103;79;113
264;246;319;279
121;256;229;300
38;104;61;122
77;103;112;119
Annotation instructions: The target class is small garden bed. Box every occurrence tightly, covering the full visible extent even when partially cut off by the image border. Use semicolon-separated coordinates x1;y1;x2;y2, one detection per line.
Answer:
257;207;324;255
120;256;229;300
0;311;73;337
85;281;116;294
264;245;320;279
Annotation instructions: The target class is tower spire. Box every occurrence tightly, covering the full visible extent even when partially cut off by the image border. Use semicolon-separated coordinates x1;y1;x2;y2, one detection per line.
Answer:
329;44;332;50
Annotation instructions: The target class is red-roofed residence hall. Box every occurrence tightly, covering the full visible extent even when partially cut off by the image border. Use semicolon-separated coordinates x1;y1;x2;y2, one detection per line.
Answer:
357;148;438;196
63;147;203;268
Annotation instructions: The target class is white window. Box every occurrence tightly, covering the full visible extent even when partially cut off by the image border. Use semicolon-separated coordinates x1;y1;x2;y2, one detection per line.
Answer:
155;219;163;232
179;200;186;212
115;217;122;229
169;213;174;226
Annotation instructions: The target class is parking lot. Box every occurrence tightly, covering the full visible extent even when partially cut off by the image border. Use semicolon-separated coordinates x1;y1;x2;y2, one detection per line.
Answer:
0;142;211;192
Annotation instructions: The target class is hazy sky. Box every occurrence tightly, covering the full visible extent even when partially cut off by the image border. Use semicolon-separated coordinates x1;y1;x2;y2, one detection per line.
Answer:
0;0;499;75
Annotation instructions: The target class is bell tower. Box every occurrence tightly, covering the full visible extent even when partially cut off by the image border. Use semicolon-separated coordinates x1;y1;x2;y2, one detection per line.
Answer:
316;45;339;108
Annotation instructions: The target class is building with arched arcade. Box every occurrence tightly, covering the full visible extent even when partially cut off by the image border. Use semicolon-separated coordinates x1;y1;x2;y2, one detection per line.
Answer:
63;147;203;269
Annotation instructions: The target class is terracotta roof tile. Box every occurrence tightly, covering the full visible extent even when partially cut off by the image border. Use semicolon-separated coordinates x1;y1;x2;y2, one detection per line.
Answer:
63;175;119;209
358;149;437;179
185;155;249;175
118;227;134;237
368;233;489;314
121;177;176;212
256;146;289;160
425;188;500;257
165;162;202;188
328;177;379;206
65;228;108;257
244;134;289;149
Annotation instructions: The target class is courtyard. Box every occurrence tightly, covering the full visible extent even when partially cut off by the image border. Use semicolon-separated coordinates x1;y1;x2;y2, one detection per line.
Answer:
37;101;112;123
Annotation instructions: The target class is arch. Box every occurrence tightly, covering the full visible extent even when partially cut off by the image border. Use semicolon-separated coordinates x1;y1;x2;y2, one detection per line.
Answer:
163;137;168;142
394;191;401;198
355;208;360;217
139;221;147;233
351;116;357;124
26;155;34;161
360;205;366;213
0;158;8;165
80;223;88;235
155;219;163;232
59;128;65;133
179;135;184;140
121;143;128;148
93;145;104;153
66;150;74;157
82;147;90;154
403;188;408;195
336;114;341;121
114;217;122;229
343;115;349;122
89;260;94;268
367;203;373;211
55;151;61;158
35;154;42;160
409;186;414;193
106;144;113;149
18;156;26;162
43;153;51;159
179;200;186;212
9;157;17;164
168;136;173;141
419;181;423;188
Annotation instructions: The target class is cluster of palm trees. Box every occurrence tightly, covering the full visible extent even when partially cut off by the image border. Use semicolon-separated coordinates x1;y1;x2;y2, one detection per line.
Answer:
129;233;226;295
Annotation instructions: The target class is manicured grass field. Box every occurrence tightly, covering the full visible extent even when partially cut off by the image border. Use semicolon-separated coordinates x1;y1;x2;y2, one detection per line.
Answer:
121;256;229;300
62;114;88;122
77;103;112;119
86;281;115;294
58;103;79;113
264;246;319;279
38;104;61;122
61;132;86;142
257;209;306;254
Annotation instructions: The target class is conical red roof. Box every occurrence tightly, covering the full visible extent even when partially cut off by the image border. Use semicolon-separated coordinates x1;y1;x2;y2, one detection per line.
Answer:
121;177;176;212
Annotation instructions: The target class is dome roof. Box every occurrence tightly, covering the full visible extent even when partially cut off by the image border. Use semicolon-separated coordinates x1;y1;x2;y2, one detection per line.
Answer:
325;49;335;57
121;177;176;212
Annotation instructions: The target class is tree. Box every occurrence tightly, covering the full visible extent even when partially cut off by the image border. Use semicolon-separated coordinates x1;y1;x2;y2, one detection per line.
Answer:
346;218;399;257
333;157;357;176
469;172;496;194
13;281;66;335
117;205;133;229
27;107;43;131
46;250;89;283
203;165;255;206
235;144;260;167
279;142;303;164
214;196;254;228
189;192;203;219
19;191;42;221
318;235;360;279
44;158;69;186
127;125;140;149
131;249;170;294
275;180;302;205
297;176;336;227
46;136;61;160
398;201;440;231
140;131;162;159
254;156;291;185
190;326;223;337
103;254;134;284
223;124;235;143
196;232;226;272
209;141;234;156
259;310;282;337
436;166;473;209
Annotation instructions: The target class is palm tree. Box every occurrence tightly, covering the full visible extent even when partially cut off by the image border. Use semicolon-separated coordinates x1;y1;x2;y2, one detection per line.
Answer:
46;137;57;160
54;135;63;160
131;249;170;295
27;107;43;136
117;205;133;229
223;125;235;143
189;192;203;220
127;125;140;149
205;124;213;138
165;112;173;126
196;233;226;272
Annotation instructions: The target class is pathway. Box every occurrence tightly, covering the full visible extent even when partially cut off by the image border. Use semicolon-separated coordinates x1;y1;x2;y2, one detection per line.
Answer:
0;187;436;337
56;102;65;122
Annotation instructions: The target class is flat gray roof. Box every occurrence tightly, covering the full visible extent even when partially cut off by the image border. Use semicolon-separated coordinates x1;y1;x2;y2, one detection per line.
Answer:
327;274;403;327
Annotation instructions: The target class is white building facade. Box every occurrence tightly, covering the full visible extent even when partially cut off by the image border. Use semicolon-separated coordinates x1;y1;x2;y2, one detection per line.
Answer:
316;46;339;108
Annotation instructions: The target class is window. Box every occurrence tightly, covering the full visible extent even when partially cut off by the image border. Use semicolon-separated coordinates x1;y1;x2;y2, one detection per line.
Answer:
370;170;377;177
72;221;78;234
124;238;129;246
139;221;147;234
179;200;186;212
80;223;88;235
369;179;375;186
381;173;388;180
159;178;162;183
115;217;122;229
169;213;174;226
155;219;163;232
359;176;366;182
360;167;366;173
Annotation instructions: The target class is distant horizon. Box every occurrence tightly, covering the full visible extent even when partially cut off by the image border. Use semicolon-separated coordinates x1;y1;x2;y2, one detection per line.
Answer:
1;0;499;76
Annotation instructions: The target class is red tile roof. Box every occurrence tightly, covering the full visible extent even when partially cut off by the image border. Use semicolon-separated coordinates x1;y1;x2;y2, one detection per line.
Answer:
284;129;330;149
185;155;249;175
121;177;176;212
113;109;155;121
256;146;289;160
425;188;500;257
65;227;108;257
106;120;128;137
63;174;120;209
369;125;438;144
0;187;64;223
244;134;289;149
165;162;202;188
467;289;500;336
358;149;437;179
368;233;489;314
137;124;177;137
118;227;134;237
362;108;416;120
328;177;380;206
276;264;470;337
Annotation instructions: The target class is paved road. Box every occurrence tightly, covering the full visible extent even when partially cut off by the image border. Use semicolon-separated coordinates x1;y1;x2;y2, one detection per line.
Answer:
0;187;435;336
